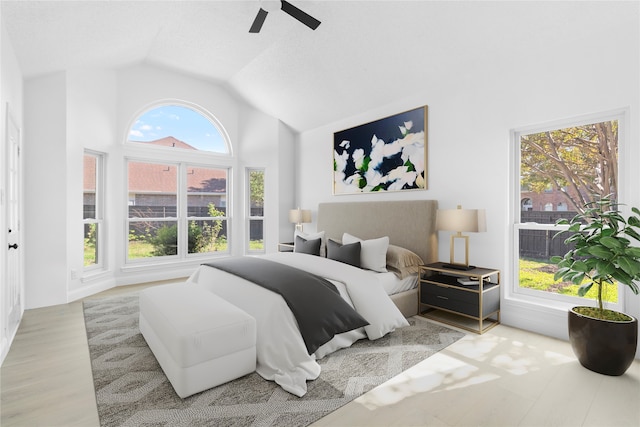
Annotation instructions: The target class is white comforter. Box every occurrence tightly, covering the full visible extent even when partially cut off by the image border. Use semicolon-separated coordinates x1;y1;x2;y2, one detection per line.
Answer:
187;252;408;397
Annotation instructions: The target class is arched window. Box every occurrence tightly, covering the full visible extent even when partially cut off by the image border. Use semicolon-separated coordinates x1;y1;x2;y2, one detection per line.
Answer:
128;103;230;154
125;102;232;263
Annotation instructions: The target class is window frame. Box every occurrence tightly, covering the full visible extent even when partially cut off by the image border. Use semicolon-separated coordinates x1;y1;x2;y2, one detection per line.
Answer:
246;167;265;254
126;100;232;156
510;109;628;311
123;100;233;266
83;150;105;273
125;159;231;264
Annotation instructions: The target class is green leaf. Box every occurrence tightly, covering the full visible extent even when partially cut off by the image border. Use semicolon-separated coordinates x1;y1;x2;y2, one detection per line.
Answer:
550;255;563;264
568;223;582;232
554;267;571;281
599;236;623;249
625;228;640;242
595;259;616;276
570;260;590;272
587;245;613;259
571;272;585;285
359;155;371;173
404;159;416;172
611;269;633;285
617;256;640;277
625;247;640;257
577;282;593;297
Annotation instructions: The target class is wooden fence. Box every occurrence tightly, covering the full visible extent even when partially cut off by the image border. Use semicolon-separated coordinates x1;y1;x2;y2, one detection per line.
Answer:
519;210;579;260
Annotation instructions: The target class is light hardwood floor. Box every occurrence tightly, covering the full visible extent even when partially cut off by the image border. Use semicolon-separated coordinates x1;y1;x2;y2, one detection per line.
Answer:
2;282;639;427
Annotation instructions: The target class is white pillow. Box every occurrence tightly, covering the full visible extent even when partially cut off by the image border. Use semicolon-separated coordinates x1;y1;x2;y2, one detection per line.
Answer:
294;230;326;257
342;233;389;273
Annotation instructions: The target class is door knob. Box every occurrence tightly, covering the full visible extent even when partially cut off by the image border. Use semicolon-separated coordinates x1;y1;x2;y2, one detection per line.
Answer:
8;243;18;250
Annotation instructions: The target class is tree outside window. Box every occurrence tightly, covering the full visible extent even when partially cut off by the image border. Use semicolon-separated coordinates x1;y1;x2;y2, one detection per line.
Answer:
516;116;620;304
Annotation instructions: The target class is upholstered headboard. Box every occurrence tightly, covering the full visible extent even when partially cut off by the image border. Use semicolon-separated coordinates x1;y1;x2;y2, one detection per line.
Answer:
317;200;438;265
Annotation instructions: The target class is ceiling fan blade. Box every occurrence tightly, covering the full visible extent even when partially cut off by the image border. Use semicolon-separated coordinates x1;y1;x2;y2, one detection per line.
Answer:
249;8;269;33
280;0;321;30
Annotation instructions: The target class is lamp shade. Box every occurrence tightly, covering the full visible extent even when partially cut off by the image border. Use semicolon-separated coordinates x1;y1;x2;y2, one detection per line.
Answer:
289;208;312;224
436;207;487;233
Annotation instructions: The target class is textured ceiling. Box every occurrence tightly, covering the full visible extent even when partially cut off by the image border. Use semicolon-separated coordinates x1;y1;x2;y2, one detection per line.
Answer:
1;0;629;132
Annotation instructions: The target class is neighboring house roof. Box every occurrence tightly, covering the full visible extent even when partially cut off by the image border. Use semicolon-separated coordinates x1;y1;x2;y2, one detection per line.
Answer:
84;137;227;193
130;136;197;151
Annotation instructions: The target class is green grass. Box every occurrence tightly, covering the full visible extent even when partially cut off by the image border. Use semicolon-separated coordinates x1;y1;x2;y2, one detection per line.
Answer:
84;239;271;263
84;243;96;266
249;240;264;251
128;241;155;259
519;258;618;303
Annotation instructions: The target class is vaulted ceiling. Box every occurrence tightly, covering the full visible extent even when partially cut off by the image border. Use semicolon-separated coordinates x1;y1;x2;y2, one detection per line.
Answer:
1;1;628;132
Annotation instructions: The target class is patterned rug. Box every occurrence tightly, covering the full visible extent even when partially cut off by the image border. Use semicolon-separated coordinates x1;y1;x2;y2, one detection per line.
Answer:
83;293;465;427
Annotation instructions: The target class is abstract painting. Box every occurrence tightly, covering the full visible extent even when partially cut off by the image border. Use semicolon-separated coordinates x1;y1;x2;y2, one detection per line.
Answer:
333;106;427;194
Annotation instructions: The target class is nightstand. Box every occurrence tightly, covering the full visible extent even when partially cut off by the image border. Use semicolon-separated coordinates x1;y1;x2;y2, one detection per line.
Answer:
278;242;294;252
418;262;500;334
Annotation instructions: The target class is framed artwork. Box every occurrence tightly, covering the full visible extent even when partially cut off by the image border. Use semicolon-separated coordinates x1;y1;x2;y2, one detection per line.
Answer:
333;105;428;195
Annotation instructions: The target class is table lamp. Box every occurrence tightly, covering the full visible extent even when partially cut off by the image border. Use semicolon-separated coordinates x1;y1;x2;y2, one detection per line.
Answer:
436;205;486;270
289;207;311;232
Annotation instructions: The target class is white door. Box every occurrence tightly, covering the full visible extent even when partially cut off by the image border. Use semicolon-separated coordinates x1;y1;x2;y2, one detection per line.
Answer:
4;106;22;340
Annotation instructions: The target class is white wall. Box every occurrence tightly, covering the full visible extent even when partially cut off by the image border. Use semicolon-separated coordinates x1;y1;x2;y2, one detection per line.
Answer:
24;72;69;309
296;2;639;349
20;63;293;308
236;104;296;252
66;69;119;300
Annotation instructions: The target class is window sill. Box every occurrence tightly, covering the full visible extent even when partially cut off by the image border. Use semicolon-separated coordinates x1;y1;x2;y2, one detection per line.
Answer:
81;269;111;284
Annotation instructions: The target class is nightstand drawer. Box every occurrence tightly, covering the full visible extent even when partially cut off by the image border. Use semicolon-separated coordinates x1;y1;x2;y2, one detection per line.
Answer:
418;263;501;334
422;283;479;317
421;282;477;304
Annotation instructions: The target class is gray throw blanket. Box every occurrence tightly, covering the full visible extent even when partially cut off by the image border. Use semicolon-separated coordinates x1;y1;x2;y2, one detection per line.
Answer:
203;257;369;354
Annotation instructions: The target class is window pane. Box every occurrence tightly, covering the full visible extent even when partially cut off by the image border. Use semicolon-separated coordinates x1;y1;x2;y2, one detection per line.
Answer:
517;118;619;301
248;169;264;253
518;229;618;303
83;154;96;220
187;219;228;254
84;223;98;267
520;120;618;223
128;221;178;259
249;170;264;215
187;166;227;218
83;152;102;269
128;105;228;154
249;219;264;251
128;162;177;218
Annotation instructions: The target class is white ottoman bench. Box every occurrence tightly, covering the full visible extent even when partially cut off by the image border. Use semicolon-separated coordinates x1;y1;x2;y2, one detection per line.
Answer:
139;282;257;398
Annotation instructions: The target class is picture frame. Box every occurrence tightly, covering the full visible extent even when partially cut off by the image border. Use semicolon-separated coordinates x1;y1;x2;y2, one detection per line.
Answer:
333;105;428;195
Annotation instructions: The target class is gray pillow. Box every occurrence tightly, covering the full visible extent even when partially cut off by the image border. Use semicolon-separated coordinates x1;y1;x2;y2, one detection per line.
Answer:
327;239;361;268
294;235;322;256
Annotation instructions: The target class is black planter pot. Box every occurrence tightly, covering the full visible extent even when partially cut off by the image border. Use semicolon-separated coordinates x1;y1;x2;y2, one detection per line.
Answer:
568;307;638;376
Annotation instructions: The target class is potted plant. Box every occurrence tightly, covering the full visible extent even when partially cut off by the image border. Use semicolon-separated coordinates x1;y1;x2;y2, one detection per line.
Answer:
551;195;640;376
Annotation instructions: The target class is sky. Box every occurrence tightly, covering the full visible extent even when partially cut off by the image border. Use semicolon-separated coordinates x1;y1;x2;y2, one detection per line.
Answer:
128;105;227;152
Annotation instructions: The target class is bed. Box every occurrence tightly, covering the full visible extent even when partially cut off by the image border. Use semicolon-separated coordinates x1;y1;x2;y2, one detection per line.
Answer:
187;200;438;397
317;200;438;317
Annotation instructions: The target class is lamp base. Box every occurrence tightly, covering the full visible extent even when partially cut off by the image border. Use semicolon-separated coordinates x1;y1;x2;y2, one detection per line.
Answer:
442;263;476;271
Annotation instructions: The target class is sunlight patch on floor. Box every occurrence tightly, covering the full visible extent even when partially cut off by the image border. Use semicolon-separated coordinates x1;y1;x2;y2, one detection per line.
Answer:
356;352;499;411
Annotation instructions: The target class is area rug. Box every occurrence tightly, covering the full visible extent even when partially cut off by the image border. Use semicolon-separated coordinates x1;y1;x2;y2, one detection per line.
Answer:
83;293;465;427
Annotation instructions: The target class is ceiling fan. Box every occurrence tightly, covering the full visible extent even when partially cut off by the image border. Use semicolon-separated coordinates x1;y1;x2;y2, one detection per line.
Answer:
249;0;321;33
